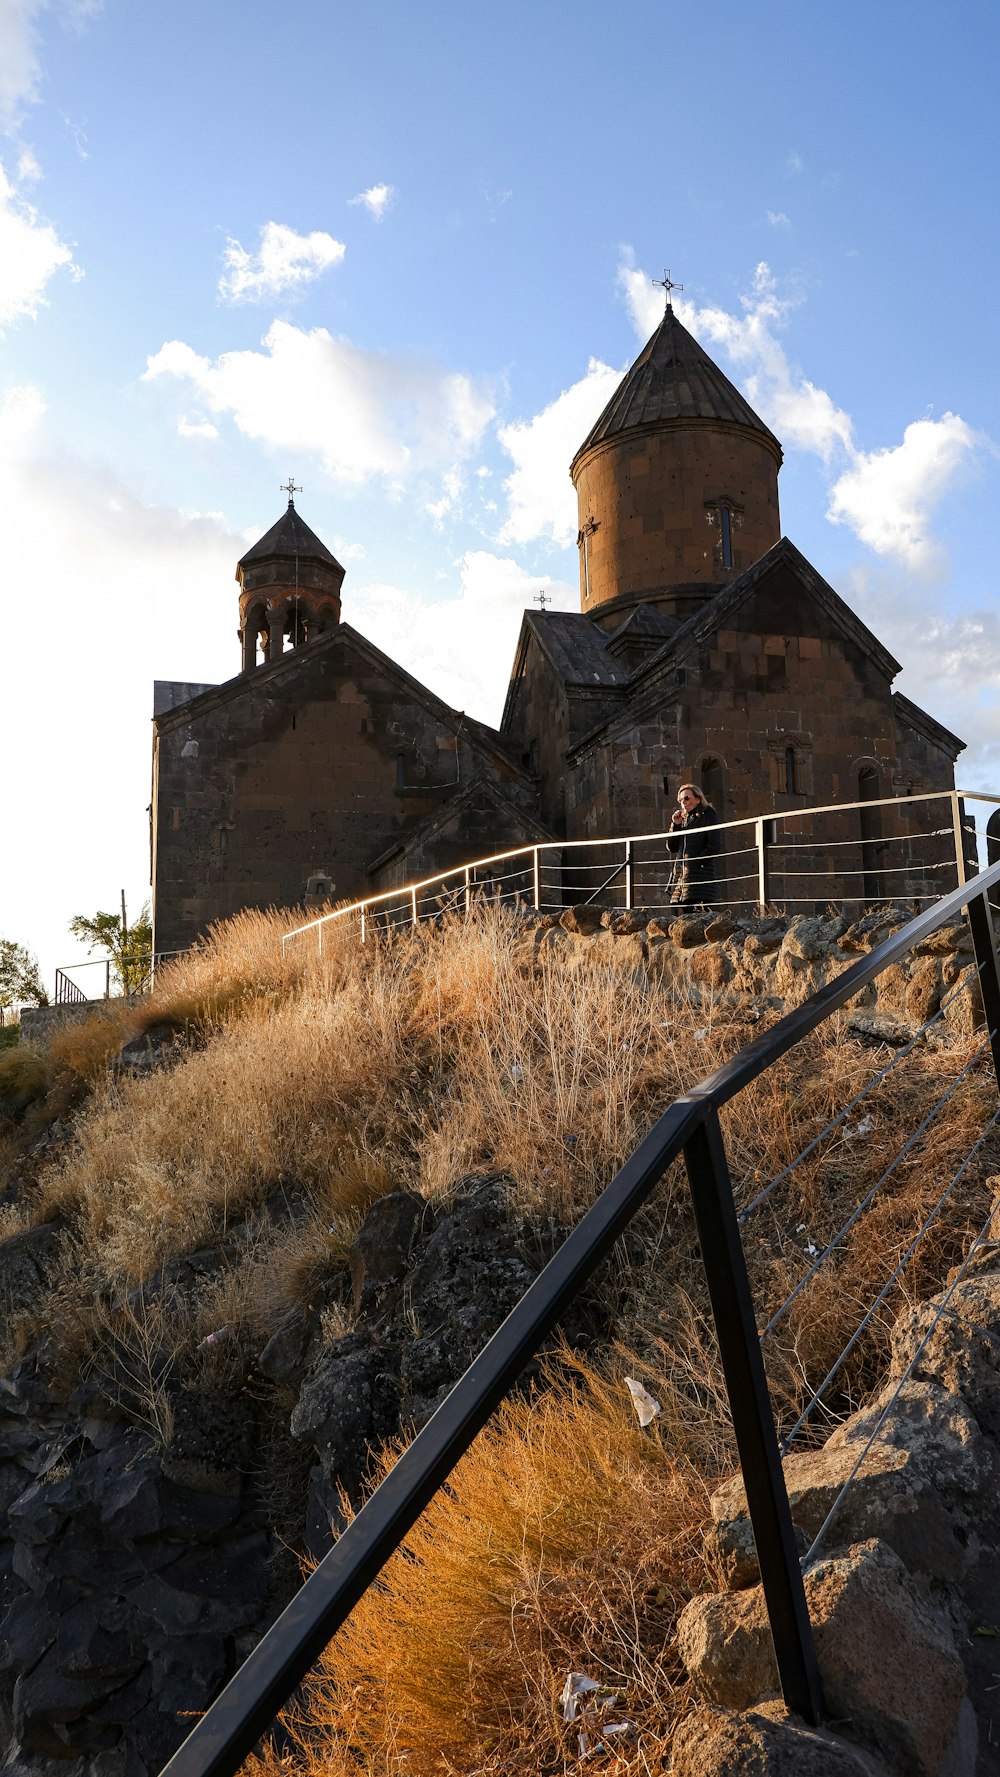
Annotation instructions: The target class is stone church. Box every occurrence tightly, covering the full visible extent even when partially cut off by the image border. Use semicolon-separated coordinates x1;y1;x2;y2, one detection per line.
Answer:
151;298;963;955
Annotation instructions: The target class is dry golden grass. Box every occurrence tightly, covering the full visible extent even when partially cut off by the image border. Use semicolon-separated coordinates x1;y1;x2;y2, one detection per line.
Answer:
3;902;997;1773
262;1350;709;1777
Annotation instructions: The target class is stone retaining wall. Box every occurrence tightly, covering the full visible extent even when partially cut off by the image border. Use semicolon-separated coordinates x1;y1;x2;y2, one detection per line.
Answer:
534;902;981;1038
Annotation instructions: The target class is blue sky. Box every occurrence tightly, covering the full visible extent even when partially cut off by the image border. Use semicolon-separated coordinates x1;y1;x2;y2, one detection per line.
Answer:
3;0;998;990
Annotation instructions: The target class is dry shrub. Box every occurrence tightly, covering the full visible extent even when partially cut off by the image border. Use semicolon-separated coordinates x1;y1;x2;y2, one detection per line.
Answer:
265;1351;711;1777
47;1009;127;1085
134;906;312;1035
0;1044;50;1112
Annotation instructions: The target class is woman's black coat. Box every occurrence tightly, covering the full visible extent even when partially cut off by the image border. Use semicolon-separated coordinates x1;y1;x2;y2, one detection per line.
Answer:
667;804;722;907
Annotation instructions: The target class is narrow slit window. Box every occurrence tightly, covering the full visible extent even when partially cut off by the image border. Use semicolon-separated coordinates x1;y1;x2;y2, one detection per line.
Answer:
720;504;733;569
784;746;797;795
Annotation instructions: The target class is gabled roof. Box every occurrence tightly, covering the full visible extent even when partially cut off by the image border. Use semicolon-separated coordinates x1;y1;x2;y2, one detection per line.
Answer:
366;774;556;878
523;611;624;686
892;691;965;759
500;609;628;736
237;500;344;573
634;537;902;689
571;304;782;474
606;603;679;660
152;620;531;787
567;537;905;758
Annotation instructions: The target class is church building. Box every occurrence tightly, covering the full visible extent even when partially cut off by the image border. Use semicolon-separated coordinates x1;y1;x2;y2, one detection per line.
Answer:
150;296;963;955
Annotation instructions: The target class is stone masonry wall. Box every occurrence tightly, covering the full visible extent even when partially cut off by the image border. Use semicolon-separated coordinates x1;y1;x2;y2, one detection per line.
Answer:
152;631;534;956
572;422;781;614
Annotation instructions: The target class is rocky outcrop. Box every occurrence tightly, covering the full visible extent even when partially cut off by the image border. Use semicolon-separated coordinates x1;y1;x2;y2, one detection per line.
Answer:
674;1249;1000;1776
0;1176;585;1776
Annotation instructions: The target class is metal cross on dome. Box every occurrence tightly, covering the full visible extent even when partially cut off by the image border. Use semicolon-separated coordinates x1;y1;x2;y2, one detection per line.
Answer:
534;589;551;611
653;268;684;308
281;477;302;504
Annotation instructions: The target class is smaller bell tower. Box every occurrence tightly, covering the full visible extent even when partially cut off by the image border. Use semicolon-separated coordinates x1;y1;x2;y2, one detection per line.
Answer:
236;481;346;671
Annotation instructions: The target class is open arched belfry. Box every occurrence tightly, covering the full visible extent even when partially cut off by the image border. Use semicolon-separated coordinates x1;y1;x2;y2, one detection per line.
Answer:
151;295;962;954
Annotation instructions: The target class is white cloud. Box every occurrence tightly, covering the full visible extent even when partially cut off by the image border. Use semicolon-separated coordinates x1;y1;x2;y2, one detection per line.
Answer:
352;550;575;722
219;220;345;302
827;413;976;569
177;414;219;440
0;158;78;330
17;145;41;181
144;319;495;487
0;379;244;987
497;357;623;547
619;251;978;568
0;0;43;129
0;0;101;131
348;183;395;222
843;559;1000;774
766;210;791;228
425;467;464;527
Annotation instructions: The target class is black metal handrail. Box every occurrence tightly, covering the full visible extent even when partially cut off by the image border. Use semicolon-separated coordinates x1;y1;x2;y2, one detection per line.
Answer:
162;861;1000;1777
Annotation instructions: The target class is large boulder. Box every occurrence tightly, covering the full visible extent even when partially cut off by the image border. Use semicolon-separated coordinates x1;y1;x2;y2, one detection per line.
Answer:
824;1379;994;1505
889;1271;1000;1440
678;1539;969;1777
708;1435;967;1588
671;1701;889;1776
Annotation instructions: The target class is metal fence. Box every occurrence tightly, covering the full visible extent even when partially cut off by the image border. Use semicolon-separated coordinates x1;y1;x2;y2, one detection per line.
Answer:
161;848;1000;1776
281;787;1000;958
52;950;188;1005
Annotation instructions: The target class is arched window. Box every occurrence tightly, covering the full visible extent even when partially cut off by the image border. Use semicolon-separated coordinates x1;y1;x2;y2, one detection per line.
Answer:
245;603;268;668
858;766;883;902
784;746;797;796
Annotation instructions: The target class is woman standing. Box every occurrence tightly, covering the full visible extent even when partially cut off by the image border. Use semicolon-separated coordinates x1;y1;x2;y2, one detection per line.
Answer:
667;782;722;909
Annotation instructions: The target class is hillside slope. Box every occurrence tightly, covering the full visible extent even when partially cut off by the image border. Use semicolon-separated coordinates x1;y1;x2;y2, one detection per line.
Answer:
0;905;994;1775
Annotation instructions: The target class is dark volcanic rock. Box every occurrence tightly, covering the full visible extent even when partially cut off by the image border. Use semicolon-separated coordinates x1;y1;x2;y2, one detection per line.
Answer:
292;1331;403;1498
349;1190;428;1313
160;1391;248;1496
0;1226;65;1320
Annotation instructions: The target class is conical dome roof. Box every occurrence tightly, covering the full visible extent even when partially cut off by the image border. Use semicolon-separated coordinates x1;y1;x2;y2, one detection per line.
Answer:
571;305;781;475
237;500;345;574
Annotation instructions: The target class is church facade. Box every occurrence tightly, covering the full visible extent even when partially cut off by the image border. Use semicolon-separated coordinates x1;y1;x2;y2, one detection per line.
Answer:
151;301;962;955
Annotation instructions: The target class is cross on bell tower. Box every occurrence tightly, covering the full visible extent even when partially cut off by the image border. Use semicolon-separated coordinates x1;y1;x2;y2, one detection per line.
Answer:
280;477;302;506
652;268;684;310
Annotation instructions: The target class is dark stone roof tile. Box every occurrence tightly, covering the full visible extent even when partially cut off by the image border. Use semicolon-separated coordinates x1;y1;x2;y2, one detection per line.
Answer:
238;502;344;571
572;305;781;471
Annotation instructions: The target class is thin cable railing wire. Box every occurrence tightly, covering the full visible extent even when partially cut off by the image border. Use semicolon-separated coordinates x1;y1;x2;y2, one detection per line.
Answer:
776;860;960;880
759;1027;996;1340
738;963;985;1225
770;894;942;906
801;1180;1000;1568
778;1102;1000;1455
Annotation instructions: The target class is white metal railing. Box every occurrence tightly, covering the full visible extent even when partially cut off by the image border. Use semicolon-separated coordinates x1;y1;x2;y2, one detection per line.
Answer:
280;789;1000;955
52;949;190;1004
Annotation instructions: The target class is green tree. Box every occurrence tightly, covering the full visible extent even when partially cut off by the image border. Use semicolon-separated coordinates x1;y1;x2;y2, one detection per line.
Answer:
0;940;48;1023
69;897;153;996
